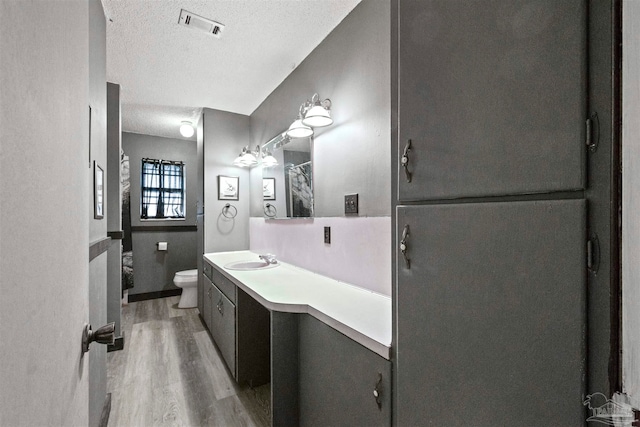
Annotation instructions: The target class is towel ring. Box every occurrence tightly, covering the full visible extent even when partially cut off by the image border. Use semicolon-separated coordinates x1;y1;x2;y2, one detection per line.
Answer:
222;203;237;219
264;203;277;218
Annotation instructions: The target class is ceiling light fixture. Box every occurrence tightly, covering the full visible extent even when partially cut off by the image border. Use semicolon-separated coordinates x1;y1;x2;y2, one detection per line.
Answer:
179;121;195;138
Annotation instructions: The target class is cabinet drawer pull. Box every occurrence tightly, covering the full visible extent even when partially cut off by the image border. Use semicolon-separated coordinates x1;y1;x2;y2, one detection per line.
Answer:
400;224;410;269
401;139;412;183
373;372;383;410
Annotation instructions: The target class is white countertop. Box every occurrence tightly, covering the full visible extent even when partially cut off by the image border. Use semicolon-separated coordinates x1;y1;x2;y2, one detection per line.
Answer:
203;250;392;359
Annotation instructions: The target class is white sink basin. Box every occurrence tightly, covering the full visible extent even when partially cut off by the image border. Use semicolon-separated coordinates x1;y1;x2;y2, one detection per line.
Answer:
224;260;280;271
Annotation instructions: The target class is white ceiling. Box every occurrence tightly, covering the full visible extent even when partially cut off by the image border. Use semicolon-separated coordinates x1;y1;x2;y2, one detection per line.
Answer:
103;0;361;141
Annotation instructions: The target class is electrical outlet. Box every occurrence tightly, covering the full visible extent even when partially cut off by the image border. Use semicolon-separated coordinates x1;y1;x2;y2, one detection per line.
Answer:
345;194;359;215
324;226;331;244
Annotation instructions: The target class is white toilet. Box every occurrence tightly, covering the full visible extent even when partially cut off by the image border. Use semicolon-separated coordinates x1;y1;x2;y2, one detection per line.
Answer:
173;269;198;308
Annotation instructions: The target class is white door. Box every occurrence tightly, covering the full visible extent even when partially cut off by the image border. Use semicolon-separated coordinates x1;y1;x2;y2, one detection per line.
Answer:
0;2;94;425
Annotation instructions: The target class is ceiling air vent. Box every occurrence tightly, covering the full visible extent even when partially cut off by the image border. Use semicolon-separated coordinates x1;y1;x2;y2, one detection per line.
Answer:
178;9;225;38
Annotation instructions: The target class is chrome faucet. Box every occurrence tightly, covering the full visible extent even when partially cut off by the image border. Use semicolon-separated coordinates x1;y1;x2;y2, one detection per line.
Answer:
259;253;277;264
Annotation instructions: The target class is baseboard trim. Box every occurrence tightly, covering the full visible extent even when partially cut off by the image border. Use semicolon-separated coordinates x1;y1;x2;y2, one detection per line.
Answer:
131;225;197;232
99;393;111;427
107;333;125;352
128;288;181;302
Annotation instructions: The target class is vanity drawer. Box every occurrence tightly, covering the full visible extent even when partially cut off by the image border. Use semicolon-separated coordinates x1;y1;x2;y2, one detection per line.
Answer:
209;265;237;304
203;261;214;282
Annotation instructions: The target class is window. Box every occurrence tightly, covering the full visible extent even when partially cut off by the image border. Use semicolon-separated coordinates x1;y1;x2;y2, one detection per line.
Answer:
141;158;185;219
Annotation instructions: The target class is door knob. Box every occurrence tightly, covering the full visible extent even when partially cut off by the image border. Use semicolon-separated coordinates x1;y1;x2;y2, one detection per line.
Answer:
82;322;115;354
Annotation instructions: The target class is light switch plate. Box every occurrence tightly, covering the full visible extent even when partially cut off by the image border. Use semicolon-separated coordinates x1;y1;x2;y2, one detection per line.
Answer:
345;194;359;215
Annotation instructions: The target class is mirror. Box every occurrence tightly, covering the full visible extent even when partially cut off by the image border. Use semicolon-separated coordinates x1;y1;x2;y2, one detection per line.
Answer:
262;132;313;218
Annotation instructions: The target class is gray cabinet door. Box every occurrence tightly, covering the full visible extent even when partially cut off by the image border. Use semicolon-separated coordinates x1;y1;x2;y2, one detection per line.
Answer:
202;276;213;331
210;284;236;377
298;315;391;427
398;0;587;201
396;200;586;426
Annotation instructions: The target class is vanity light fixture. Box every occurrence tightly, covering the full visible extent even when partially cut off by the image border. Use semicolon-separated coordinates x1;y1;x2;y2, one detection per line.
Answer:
233;146;258;168
233;145;279;168
302;93;333;127
179;121;195;138
286;105;314;139
262;151;278;168
286;93;333;138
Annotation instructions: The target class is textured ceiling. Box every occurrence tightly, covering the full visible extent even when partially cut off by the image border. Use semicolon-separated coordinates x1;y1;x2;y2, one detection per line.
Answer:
103;0;361;141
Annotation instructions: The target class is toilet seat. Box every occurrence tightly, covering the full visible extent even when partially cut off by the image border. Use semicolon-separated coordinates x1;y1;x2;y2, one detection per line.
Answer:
175;269;197;278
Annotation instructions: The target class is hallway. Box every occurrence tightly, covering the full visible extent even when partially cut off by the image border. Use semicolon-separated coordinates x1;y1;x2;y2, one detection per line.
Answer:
107;297;270;426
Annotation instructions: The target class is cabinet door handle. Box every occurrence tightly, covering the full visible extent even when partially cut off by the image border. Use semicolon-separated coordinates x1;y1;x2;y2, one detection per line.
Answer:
373;372;383;410
401;139;412;183
217;298;224;315
400;224;410;269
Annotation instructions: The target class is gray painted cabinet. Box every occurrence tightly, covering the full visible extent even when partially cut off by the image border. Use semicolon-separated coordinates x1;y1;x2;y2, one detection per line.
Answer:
395;201;587;425
298;315;391;427
393;1;593;425
209;282;236;376
203;262;237;377
202;275;213;333
201;259;270;387
397;0;587;201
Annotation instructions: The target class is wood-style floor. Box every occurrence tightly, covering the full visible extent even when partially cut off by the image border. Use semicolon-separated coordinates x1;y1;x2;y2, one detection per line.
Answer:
107;296;270;427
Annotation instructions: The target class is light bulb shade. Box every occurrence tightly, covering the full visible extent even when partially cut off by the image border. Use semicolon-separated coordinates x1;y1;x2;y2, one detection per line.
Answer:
233;155;245;167
179;121;194;138
302;105;333;127
286;119;314;138
240;152;258;167
262;154;278;168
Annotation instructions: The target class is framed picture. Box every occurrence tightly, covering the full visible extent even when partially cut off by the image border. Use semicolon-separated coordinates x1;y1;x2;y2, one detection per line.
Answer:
263;177;276;200
218;175;239;200
94;161;104;219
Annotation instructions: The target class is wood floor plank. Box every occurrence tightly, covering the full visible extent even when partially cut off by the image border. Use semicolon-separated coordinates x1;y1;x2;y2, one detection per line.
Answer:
152;381;192;427
107;297;271;427
194;330;239;401
204;394;261;427
134;297;168;324
237;384;271;427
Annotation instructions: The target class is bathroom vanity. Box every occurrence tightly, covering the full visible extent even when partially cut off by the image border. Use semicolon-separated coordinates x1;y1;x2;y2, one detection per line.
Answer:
201;251;392;426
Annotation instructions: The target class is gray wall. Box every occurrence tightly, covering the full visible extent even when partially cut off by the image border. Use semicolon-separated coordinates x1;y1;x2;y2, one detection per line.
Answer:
249;0;390;218
203;108;251;252
124;132;198;228
0;1;92;425
622;0;640;407
123;132;198;295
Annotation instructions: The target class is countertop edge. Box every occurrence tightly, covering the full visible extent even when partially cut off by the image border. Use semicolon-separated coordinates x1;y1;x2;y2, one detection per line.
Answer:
204;252;391;360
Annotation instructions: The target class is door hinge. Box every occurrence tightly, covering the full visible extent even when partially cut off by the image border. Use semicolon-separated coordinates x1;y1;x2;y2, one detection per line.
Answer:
587;233;600;275
586;112;599;153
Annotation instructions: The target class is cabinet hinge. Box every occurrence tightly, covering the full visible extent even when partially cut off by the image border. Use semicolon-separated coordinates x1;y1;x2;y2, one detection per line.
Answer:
587;233;600;275
586;112;599;153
